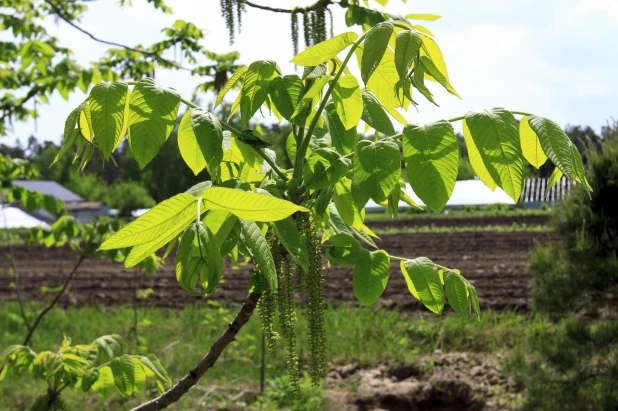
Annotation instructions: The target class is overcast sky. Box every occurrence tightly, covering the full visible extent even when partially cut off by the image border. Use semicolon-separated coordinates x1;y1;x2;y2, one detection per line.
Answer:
5;0;618;146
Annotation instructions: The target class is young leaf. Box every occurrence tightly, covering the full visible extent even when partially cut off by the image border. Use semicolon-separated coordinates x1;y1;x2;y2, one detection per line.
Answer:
128;78;180;168
361;22;394;84
272;217;309;272
465;109;523;201
240;220;277;291
202;187;307;222
110;354;135;397
333;179;363;229
326;102;358;155
353;250;390;305
394;30;422;83
403;121;459;212
325;233;364;266
269;75;306;125
197;222;222;293
240;60;278;127
463;120;498;190
443;269;469;316
175;225;200;293
546;167;564;195
419;35;460;98
215;66;247;107
291;32;358;66
100;193;198;250
55;101;88;164
353;139;400;203
467;283;481;320
406;14;442;21
526;115;574;179
91;366;115;398
361;90;395;135
79;103;94;142
520;116;547;169
401;257;444;314
303;148;351;190
177;108;223;175
332;75;363;130
89;81;129;159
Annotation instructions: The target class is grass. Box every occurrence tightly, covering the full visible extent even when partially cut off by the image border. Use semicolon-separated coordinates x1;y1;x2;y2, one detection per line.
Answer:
372;223;551;235
0;302;551;410
365;204;552;221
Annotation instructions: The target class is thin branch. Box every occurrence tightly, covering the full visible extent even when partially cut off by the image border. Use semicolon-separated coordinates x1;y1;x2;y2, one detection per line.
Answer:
241;0;333;14
42;0;202;74
22;254;85;346
131;292;261;411
1;197;31;330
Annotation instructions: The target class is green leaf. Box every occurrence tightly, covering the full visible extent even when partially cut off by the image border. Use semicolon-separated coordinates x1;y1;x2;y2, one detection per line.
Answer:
88;81;129;159
546;167;563;195
353;250;390;305
286;132;297;163
197;222;222;293
79;103;94;142
325;233;364;266
178;108;223;175
139;355;171;391
333;179;363;228
326;102;357;155
110;354;135;397
401;257;444;314
332;75;363;130
303;148;351;190
270;75;306;125
100;193;198;250
406;13;442;21
291;32;358;66
128;78;180;168
443;269;469;316
240;60;278;127
215;66;247;107
419;35;460;98
361;22;394;84
465;109;523;201
55;101;87;164
272;218;309;272
395;30;422;83
175;225;200;293
240;220;277;291
203;187;307;222
526;115;574;179
91;366;115;398
95;335;123;360
132;358;146;394
81;368;99;392
403;121;459;212
361;90;395;135
353;139;400;203
467;283;480;320
462;120;497;190
411;60;437;105
291;74;332;119
520;116;547;169
571;144;591;192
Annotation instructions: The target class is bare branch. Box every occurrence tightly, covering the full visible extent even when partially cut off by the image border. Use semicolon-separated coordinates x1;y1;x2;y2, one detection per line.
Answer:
241;0;333;14
131;292;261;411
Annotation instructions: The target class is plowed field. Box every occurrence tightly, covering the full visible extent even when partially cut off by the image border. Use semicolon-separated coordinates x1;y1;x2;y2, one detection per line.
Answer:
1;221;552;310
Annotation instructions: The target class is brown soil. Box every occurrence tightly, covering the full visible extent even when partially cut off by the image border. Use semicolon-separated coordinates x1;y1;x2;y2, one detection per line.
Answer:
0;231;551;310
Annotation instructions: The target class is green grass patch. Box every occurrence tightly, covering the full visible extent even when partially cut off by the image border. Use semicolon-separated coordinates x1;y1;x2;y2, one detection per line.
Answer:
365;204;552;221
372;223;550;235
0;302;550;410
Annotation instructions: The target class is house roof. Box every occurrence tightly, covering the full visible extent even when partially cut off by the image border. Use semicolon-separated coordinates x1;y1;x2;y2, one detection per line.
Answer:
365;179;515;211
12;180;83;202
0;206;49;229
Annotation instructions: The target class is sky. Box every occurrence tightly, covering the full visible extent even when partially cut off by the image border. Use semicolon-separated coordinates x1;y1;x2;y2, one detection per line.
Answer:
4;0;618;146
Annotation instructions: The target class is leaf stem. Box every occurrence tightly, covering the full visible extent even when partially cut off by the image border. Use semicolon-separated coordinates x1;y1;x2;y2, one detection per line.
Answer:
446;115;465;123
293;32;369;182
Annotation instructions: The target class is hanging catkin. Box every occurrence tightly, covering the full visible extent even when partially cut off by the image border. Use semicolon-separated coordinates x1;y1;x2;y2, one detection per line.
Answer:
255;268;279;357
277;254;301;396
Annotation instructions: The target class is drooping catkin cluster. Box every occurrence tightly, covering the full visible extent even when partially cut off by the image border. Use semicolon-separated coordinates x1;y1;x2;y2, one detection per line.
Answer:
255;267;279;357
277;254;301;396
220;0;244;44
291;2;330;53
298;213;328;386
291;9;299;57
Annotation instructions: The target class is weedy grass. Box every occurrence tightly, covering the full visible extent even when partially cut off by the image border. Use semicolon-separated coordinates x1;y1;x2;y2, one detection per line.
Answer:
0;302;550;410
372;223;550;235
364;203;552;221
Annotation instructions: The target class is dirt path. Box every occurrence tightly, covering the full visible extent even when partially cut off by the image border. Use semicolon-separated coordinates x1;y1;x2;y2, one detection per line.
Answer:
0;231;551;310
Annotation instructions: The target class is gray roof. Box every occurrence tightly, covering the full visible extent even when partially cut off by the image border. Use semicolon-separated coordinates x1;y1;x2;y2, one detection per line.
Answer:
12;180;83;202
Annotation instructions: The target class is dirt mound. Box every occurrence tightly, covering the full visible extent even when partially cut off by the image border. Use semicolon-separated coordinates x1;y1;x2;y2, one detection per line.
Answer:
0;231;552;310
326;353;519;410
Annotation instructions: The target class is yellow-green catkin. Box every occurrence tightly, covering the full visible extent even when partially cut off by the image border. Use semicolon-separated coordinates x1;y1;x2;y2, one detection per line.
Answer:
299;213;328;386
255;268;279;357
277;254;301;397
291;9;299;57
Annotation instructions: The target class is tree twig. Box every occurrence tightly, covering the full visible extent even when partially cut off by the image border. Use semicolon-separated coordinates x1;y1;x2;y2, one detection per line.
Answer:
22;254;85;346
241;0;333;14
42;0;203;74
1;197;31;330
131;292;261;411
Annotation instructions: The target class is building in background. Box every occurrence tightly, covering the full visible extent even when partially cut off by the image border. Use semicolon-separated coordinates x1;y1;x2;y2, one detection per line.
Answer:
11;180;109;223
